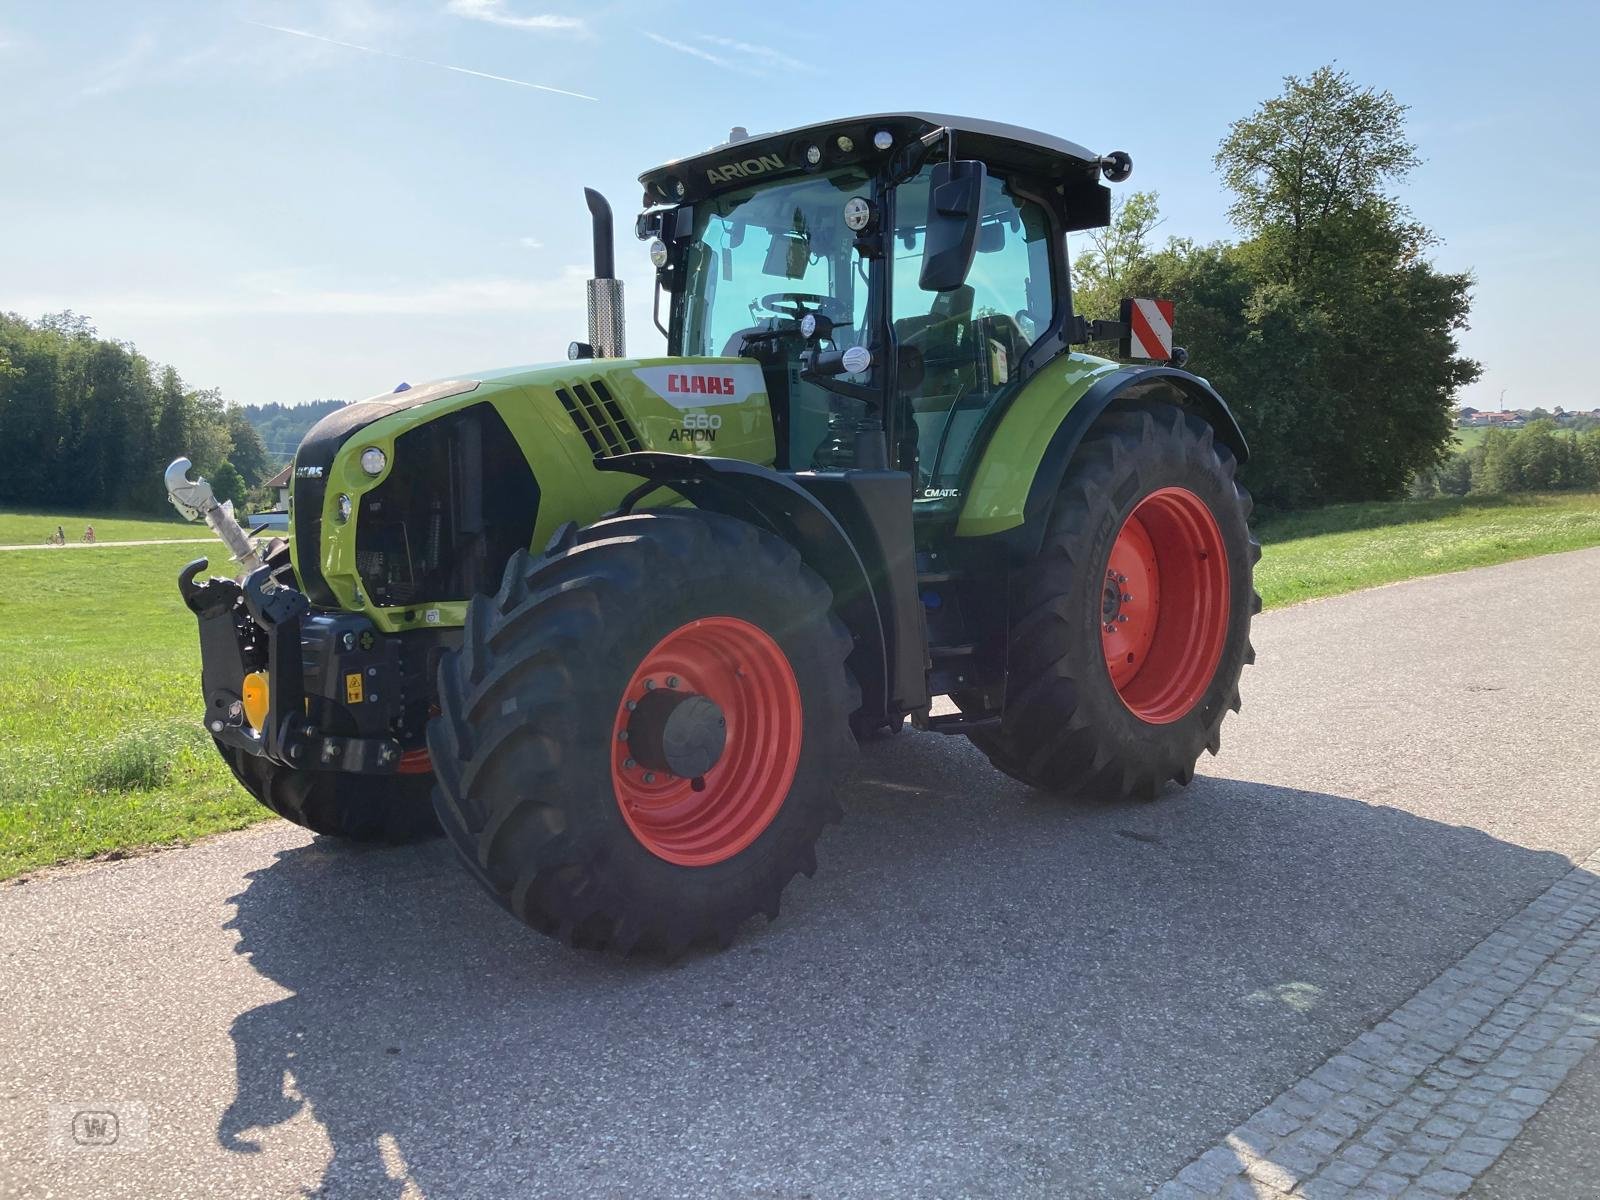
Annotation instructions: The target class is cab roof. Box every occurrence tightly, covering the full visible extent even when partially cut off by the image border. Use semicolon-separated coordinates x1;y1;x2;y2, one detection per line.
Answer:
638;112;1106;208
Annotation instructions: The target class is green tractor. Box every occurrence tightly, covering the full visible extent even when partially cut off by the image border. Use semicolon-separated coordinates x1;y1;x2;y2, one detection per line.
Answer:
168;113;1258;954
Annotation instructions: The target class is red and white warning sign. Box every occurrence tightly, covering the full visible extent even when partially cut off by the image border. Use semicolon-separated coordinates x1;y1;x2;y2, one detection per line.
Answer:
1122;297;1175;361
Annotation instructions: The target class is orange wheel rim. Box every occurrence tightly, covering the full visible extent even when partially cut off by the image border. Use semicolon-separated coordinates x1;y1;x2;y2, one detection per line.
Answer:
611;617;802;866
1101;487;1230;725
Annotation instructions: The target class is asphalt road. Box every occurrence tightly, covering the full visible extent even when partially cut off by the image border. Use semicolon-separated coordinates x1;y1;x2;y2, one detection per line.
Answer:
3;549;1598;1200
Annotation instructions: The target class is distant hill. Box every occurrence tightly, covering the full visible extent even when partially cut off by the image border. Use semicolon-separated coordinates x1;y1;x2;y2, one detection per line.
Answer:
238;399;348;467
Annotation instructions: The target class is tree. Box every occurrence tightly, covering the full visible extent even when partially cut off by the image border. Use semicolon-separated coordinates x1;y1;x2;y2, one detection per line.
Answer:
1215;67;1423;287
1071;190;1164;320
0;312;256;513
234;398;348;468
1436;453;1473;496
225;408;271;486
0;313;98;506
1582;429;1600;483
1473;428;1518;493
1512;420;1562;491
1205;66;1479;506
210;462;248;510
186;387;233;476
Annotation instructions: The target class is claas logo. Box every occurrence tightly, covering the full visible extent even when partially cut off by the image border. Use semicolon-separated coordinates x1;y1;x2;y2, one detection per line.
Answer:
664;373;738;396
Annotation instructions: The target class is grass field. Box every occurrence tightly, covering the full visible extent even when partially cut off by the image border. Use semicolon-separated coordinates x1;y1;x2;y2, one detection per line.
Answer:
0;508;200;545
0;541;260;878
4;492;1600;879
1253;492;1600;607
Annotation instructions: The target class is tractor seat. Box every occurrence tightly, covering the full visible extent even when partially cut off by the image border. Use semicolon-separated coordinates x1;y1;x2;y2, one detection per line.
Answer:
895;286;976;414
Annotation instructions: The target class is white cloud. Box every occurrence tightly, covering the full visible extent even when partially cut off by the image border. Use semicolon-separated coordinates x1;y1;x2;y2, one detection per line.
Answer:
242;20;597;100
643;31;815;77
81;32;158;99
643;31;746;74
518;237;544;249
178;0;405;79
694;34;816;75
445;0;586;33
326;0;397;36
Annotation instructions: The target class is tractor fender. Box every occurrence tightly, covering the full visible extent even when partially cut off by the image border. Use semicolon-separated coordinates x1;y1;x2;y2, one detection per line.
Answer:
594;452;912;726
1007;365;1249;561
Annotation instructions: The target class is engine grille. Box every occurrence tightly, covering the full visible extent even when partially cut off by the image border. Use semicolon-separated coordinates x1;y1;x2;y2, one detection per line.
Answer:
555;379;643;458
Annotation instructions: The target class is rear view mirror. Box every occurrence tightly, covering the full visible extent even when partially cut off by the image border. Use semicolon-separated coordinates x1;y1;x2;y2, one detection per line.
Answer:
919;160;987;292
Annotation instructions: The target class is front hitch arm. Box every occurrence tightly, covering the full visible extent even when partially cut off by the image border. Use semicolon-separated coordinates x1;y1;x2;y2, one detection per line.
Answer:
164;457;263;572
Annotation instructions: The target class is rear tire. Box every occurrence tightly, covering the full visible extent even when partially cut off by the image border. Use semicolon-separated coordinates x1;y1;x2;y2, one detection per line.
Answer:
215;741;441;842
428;509;856;956
967;404;1259;799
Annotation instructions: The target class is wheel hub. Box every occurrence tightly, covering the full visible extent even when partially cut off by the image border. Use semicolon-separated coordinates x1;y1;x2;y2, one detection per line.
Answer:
625;688;727;781
1102;570;1132;630
611;617;803;867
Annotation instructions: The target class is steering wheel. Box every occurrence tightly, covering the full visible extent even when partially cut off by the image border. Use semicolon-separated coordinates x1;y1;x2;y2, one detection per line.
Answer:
756;292;836;321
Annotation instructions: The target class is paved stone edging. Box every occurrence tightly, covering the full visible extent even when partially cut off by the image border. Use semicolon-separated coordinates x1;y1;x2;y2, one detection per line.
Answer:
1155;850;1600;1200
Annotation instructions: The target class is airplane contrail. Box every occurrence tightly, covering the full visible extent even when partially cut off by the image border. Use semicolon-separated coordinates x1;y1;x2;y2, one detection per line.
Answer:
242;19;598;102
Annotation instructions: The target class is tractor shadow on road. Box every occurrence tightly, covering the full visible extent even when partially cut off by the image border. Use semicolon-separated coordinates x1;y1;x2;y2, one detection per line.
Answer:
218;728;1574;1199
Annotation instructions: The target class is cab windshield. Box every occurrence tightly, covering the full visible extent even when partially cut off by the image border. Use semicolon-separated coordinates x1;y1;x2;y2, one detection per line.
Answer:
678;168;872;359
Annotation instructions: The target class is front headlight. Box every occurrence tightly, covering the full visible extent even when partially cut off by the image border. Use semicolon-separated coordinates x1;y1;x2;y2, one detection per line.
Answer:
360;447;387;476
335;493;353;523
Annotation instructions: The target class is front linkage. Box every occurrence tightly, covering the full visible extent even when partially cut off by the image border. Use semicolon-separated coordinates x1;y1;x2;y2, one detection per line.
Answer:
169;460;412;777
178;559;411;775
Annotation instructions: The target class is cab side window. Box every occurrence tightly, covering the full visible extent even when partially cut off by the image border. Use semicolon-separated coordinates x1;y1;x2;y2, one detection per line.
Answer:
892;170;1056;492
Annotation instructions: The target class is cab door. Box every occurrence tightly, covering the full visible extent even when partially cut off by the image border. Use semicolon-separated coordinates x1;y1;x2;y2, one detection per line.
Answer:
890;168;1058;502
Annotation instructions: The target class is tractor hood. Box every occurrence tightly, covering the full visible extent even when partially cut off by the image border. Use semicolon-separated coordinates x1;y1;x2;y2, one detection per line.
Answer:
288;357;777;628
291;359;770;488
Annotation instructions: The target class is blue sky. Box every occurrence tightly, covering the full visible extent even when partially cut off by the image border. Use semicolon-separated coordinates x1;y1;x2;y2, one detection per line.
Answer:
2;0;1595;433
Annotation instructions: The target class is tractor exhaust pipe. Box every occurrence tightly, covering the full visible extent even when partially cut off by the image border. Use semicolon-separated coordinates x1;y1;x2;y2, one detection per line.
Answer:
583;188;625;359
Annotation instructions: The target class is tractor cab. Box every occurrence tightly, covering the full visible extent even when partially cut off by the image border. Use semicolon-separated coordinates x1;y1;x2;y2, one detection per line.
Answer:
636;113;1119;513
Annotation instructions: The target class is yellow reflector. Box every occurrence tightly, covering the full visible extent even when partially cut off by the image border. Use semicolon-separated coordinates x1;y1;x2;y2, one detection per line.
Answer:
241;671;270;731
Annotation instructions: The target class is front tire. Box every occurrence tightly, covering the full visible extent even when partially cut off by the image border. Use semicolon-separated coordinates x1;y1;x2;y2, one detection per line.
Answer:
215;741;441;842
429;510;856;955
967;404;1259;799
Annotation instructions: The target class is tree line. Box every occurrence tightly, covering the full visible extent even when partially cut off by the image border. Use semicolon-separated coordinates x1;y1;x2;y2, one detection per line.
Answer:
236;398;349;467
0;311;270;513
1073;67;1481;511
1417;421;1600;497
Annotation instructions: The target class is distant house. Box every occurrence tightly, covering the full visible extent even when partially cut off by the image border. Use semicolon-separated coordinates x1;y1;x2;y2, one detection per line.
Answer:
1456;410;1524;429
249;464;292;532
264;464;291;510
